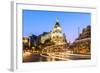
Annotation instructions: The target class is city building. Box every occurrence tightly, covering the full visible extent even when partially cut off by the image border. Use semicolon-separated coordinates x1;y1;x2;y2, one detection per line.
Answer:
50;17;67;45
40;17;68;46
71;25;91;54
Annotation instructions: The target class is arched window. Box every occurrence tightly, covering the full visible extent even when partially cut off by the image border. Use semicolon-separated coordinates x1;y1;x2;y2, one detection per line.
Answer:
56;35;59;39
53;36;55;39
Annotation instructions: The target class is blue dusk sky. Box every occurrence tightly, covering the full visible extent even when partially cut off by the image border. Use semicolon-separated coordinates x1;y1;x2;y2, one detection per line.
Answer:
23;10;91;43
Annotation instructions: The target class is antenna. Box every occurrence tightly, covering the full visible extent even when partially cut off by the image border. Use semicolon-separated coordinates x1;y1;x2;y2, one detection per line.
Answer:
78;27;80;37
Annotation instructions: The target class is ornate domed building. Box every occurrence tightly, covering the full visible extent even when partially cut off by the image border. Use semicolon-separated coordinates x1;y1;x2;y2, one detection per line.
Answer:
39;17;68;53
51;17;67;45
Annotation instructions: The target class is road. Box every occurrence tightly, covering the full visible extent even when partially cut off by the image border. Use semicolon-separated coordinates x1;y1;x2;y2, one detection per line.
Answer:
23;51;91;62
41;52;91;61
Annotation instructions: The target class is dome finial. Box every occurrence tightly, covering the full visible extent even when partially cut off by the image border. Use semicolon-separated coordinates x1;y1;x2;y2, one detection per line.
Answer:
56;17;59;22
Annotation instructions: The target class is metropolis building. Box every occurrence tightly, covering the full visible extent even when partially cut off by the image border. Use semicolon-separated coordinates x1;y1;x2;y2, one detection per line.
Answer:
40;17;67;46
